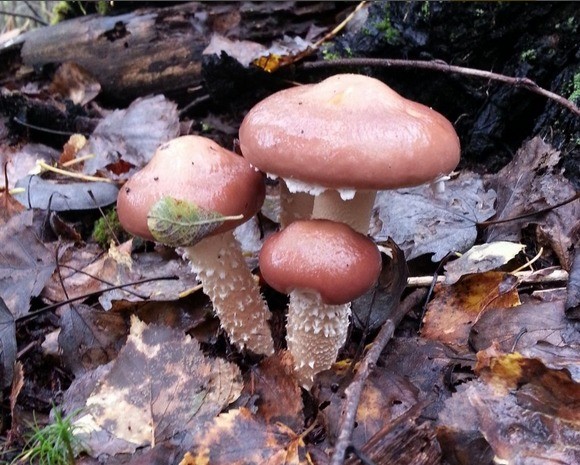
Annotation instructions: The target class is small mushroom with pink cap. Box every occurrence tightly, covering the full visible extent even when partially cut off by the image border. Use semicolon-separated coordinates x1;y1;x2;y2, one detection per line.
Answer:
239;73;461;233
117;135;274;355
259;219;382;387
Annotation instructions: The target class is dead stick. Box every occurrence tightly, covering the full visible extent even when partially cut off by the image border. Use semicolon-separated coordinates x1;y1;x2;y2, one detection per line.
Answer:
330;319;395;465
302;58;580;116
407;268;569;288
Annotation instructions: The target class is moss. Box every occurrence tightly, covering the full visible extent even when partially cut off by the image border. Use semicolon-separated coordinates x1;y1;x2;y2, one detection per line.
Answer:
569;73;580;103
92;209;124;248
420;1;431;19
373;12;399;44
321;44;341;61
520;49;537;63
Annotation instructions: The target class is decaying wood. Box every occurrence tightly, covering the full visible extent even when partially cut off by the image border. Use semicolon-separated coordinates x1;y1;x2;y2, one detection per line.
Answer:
0;1;347;99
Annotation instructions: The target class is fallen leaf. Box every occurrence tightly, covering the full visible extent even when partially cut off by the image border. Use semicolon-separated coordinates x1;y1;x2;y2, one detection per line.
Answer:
0;296;16;388
49;62;101;106
565;250;580;319
352;238;408;331
444;241;525;285
439;352;580;465
241;352;303;431
58;303;128;376
13;174;119;211
73;316;242;457
41;241;200;311
315;367;419;447
148;196;241;247
469;297;572;353
0;210;56;318
485;136;579;268
374;171;496;261
522;342;580;382
80;95;180;180
422;272;521;348
188;407;307;465
203;33;268;67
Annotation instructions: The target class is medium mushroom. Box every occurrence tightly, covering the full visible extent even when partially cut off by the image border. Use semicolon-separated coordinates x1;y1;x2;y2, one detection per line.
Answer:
259;219;382;387
239;73;461;233
117;135;274;355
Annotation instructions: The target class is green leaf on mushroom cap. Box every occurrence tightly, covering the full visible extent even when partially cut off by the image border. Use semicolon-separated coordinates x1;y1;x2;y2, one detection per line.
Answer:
147;197;243;247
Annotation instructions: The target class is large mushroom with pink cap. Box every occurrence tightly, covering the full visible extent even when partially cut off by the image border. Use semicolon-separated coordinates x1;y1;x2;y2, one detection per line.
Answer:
117;135;274;355
260;219;382;387
239;73;461;233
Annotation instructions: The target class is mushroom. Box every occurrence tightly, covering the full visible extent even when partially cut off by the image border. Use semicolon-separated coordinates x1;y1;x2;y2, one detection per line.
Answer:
117;135;274;355
239;73;461;233
259;219;382;387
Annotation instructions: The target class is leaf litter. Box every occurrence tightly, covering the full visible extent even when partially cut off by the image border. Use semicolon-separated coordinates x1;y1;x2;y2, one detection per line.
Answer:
1;14;578;463
63;316;243;457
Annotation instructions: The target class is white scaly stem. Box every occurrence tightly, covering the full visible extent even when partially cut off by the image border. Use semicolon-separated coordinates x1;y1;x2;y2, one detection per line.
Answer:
286;290;350;388
182;231;274;355
311;189;377;234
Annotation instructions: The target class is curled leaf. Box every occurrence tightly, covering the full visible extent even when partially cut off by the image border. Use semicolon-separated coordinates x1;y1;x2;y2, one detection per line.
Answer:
147;197;242;247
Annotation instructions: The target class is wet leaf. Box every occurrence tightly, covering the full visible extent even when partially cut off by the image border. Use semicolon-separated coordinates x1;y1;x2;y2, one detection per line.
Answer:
566;251;580;319
148;196;242;247
315;367;419;447
80;95;180;180
0;296;16;388
422;272;521;348
352;238;409;331
444;241;525;285
0;210;55;318
41;241;200;311
188;407;307;465
470;297;572;353
13;175;119;211
49;62;101;106
58;303;128;376
374;171;496;261
73;316;242;456
241;352;303;431
439;351;580;465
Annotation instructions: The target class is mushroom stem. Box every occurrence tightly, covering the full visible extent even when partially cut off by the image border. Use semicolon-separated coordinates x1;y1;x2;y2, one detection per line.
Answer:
279;180;315;227
182;231;274;355
311;189;376;234
286;290;351;388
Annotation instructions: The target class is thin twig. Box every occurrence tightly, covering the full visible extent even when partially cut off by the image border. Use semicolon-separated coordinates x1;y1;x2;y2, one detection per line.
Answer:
407;267;569;288
330;320;395;465
0;9;48;25
302;58;580;116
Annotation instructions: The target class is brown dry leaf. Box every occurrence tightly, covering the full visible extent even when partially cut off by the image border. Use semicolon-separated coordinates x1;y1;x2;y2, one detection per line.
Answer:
41;240;200;311
470;297;572;353
0;210;56;318
72;316;242;457
58;303;128;376
60;134;88;164
567;252;580;319
422;271;521;347
439;350;580;465
314;365;418;447
485;137;579;270
189;407;307;465
241;351;304;431
49;62;101;106
79;95;180;180
379;337;463;419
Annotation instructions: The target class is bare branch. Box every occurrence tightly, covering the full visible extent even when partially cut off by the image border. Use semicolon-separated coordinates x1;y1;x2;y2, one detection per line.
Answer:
302;58;580;116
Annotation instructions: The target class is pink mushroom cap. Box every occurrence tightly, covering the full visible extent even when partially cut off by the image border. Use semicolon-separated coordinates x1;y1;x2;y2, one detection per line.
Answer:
239;73;460;190
259;219;382;305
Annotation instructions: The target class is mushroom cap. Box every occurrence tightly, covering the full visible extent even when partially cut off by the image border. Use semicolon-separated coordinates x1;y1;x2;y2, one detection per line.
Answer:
259;219;382;305
117;135;265;243
239;73;460;190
